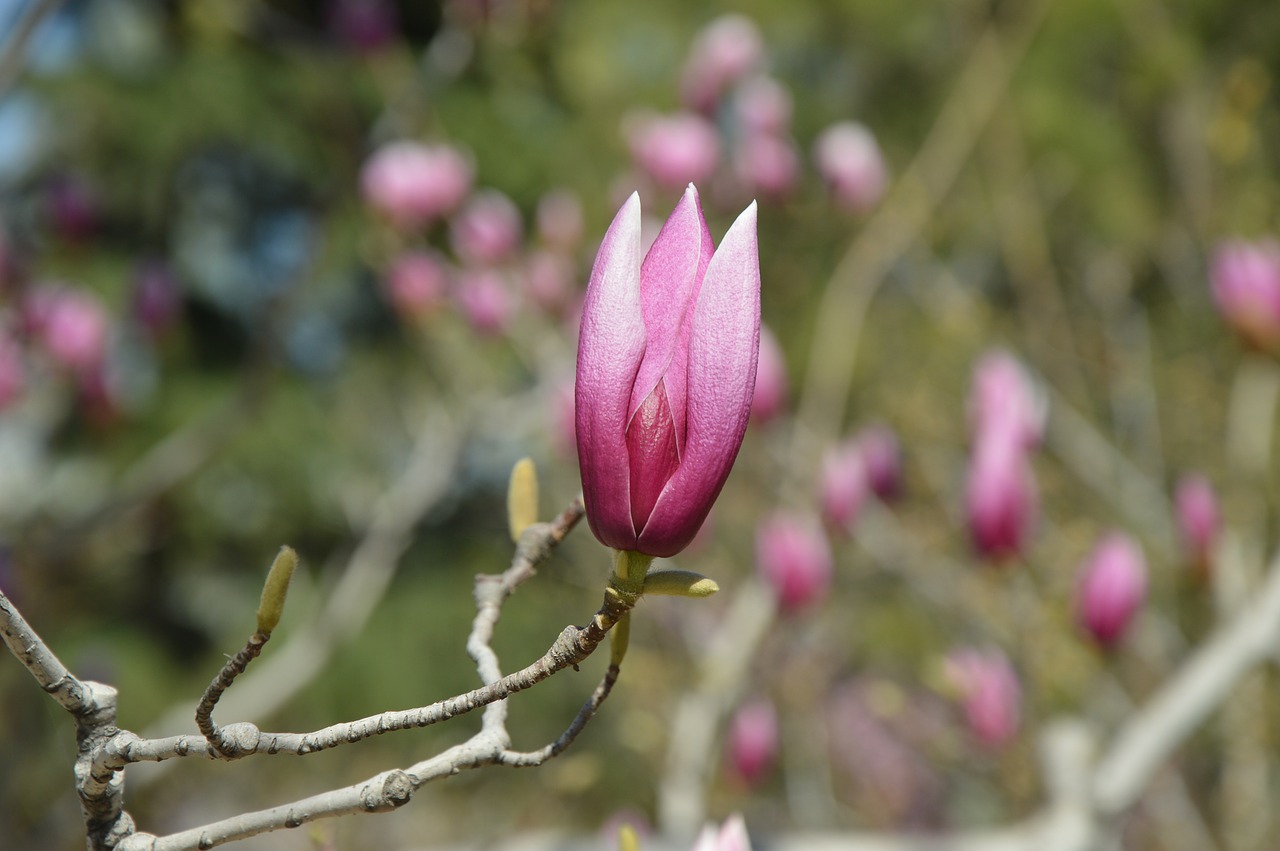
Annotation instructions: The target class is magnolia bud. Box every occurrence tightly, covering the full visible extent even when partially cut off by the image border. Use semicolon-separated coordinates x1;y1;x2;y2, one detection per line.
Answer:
943;647;1020;748
756;511;833;612
726;697;778;788
1175;473;1220;576
813;121;888;213
1076;532;1147;648
819;441;867;535
749;324;788;425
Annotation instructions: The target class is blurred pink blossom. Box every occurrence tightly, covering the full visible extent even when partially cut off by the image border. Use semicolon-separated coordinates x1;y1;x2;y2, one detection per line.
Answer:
326;0;398;53
1210;239;1280;353
384;250;449;319
450;190;523;266
750;324;788;424
943;647;1020;748
734;76;792;135
969;350;1046;449
26;287;110;375
523;249;575;314
725;697;778;788
820;440;868;535
548;376;577;458
1175;473;1220;575
1076;532;1147;648
454;269;513;336
131;262;183;339
690;814;752;851
965;435;1038;562
536;189;584;250
735;133;800;199
628;112;722;190
47;174;100;242
361;142;472;228
756;511;833;612
813;121;888;213
856;422;903;501
681;14;765;111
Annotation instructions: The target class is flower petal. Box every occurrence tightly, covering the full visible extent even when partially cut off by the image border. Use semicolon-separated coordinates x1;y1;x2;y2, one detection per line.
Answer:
576;193;645;550
638;202;760;556
629;184;714;453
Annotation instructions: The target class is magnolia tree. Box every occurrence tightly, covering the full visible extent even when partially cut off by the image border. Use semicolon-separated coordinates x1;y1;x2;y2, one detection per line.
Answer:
4;4;1280;851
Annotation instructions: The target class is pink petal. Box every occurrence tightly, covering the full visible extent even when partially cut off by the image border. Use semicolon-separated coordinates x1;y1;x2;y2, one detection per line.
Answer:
576;193;646;550
630;184;714;453
639;203;760;556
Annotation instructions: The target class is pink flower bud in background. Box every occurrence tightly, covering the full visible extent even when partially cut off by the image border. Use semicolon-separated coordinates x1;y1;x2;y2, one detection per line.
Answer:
0;331;24;411
691;814;753;851
576;186;760;557
536;188;584;251
750;324;787;425
820;441;867;535
131;262;183;339
47;174;100;242
450;189;522;266
734;76;792;135
360;142;472;228
1175;473;1220;576
813;121;888;213
969;350;1046;449
965;436;1037;562
454;268;512;336
26;286;110;375
548;376;577;457
1076;532;1147;648
523;249;575;314
856;422;903;501
628;112;722;191
726;697;778;788
326;0;398;53
681;14;765;111
943;647;1020;748
384;250;449;319
756;511;834;612
735;133;800;200
1209;239;1280;353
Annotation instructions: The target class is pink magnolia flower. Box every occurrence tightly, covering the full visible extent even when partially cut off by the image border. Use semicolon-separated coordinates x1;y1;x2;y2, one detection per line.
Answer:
734;76;792;135
628;112;722;191
450;189;522;266
969;350;1046;449
691;814;753;851
681;14;765;111
1175;473;1220;575
536;188;584;250
576;186;760;557
856;422;903;501
735;133;800;200
965;435;1038;562
1210;239;1280;353
749;323;787;424
819;440;868;535
454;268;512;336
360;141;472;228
1076;532;1147;648
757;511;834;612
944;647;1020;748
26;287;110;375
383;250;449;319
813;121;888;213
726;697;778;788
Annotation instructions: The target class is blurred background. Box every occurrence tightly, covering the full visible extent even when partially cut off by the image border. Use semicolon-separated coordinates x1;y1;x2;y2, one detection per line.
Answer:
1;0;1278;849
